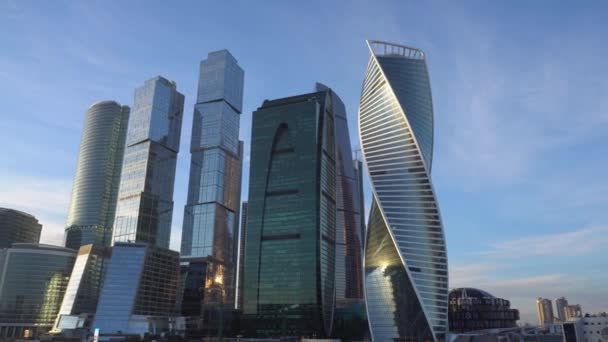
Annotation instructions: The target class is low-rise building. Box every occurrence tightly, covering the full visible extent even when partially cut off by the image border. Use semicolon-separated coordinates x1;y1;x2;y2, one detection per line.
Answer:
449;288;520;333
53;244;111;336
93;242;180;338
0;243;76;339
0;208;42;248
563;312;608;342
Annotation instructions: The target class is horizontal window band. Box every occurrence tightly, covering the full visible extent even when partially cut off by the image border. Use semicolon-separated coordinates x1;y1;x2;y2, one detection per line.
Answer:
322;149;336;163
261;233;301;241
321;190;336;204
272;148;294;155
265;189;299;197
321;234;336;245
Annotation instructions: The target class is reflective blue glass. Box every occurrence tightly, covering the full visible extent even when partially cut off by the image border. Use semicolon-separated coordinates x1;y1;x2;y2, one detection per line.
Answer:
65;101;129;249
112;77;184;249
181;50;244;308
359;41;448;342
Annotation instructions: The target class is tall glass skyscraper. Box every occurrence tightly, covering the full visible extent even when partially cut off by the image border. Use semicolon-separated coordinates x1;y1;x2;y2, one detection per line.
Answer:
236;201;248;310
330;82;364;306
0;208;42;248
243;84;341;337
358;40;448;341
180;50;244;308
112;77;184;249
65;101;129;250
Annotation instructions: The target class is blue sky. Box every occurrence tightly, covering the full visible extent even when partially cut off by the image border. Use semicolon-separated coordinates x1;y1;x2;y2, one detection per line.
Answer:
1;1;606;323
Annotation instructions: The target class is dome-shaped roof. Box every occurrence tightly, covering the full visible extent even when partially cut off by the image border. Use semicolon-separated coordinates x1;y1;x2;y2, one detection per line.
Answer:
449;288;496;299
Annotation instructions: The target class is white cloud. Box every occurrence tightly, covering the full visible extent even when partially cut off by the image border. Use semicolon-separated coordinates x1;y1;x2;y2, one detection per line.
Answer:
451;225;608;323
484;226;608;258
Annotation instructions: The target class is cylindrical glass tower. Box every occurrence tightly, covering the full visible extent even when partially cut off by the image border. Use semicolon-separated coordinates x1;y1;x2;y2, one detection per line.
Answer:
65;101;129;249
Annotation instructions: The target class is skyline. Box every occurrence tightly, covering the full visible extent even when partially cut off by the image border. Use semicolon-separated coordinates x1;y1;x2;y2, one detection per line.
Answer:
0;1;607;324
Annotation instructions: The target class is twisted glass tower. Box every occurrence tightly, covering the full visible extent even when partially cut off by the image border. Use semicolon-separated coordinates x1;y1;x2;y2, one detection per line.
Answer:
112;76;184;248
359;40;448;342
180;50;244;308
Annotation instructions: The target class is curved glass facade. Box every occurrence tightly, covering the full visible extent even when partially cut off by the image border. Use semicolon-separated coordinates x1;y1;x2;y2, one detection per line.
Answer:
0;244;76;339
0;208;42;248
448;288;519;333
243;87;338;337
65;101;130;249
359;40;448;341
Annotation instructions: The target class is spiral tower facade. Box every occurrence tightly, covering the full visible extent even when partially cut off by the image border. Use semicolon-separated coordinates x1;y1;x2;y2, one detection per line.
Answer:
359;41;448;341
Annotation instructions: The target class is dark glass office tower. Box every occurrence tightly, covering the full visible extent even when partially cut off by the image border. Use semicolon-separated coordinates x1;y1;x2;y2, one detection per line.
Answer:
354;160;366;246
181;50;244;308
359;41;448;342
328;82;364;306
243;84;340;337
65;101;129;250
0;208;42;248
112;77;184;248
236;201;248;310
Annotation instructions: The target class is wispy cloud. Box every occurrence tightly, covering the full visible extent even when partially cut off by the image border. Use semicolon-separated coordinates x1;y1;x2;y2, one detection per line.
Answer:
435;10;608;190
451;225;608;323
481;226;608;258
0;174;71;246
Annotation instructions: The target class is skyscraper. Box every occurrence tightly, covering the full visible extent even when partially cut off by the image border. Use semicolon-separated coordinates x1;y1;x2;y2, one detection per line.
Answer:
358;40;448;341
0;208;42;248
65;101;130;250
180;50;244;307
243;84;340;337
556;297;568;322
564;304;583;320
537;297;554;325
326;81;364;306
0;244;76;339
112;76;184;248
353;159;366;247
236;201;248;310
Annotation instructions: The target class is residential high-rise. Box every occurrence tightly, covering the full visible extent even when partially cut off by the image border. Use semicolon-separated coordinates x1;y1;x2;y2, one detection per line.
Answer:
236;201;248;310
0;208;42;248
93;242;180;336
53;244;111;333
556;297;569;322
564;304;583;320
180;50;244;308
0;243;76;339
537;297;554;325
243;84;341;337
65;101;130;250
112;76;184;248
358;40;449;342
